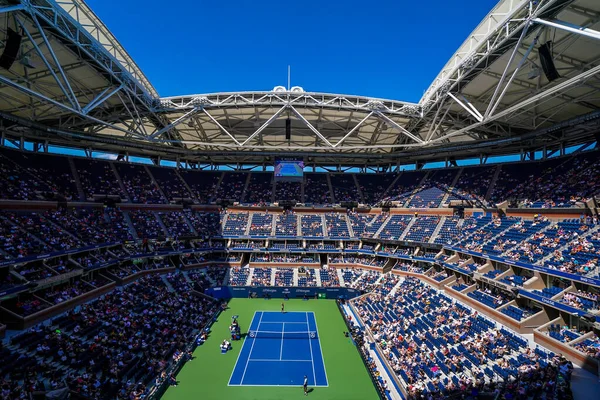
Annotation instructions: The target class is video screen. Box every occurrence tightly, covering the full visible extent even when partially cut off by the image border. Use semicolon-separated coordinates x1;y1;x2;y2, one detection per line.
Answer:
274;159;304;182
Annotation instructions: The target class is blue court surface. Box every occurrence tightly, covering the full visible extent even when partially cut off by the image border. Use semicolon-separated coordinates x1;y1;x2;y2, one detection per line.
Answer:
228;311;328;387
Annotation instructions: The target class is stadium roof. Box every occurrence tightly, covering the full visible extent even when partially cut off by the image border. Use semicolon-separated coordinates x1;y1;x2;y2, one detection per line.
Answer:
0;0;599;168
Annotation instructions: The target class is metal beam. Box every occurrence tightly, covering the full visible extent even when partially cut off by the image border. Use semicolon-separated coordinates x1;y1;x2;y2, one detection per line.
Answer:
82;85;124;115
0;4;24;14
0;74;145;139
447;93;483;122
533;18;600;41
487;33;539;118
374;112;424;144
428;64;600;144
148;108;200;140
484;21;532;119
241;105;287;146
334;112;374;147
201;108;241;146
29;13;81;112
288;106;333;147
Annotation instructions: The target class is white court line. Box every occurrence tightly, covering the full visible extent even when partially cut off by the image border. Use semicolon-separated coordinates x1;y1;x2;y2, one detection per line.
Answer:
239;311;264;385
306;312;317;385
227;310;257;386
280;322;285;360
311;311;329;386
261;321;306;324
248;359;313;362
228;384;330;387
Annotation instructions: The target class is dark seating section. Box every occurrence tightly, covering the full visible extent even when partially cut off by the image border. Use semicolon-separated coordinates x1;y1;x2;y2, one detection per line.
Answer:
128;210;164;239
275;181;301;202
215;172;247;201
179;170;221;203
150;166;193;202
384;170;427;202
5;274;217;399
2;149;80;200
0;150;52;200
356;173;397;205
115;163;165;204
304;173;331;204
75;158;126;199
159;211;195;237
244;173;272;204
330;174;361;203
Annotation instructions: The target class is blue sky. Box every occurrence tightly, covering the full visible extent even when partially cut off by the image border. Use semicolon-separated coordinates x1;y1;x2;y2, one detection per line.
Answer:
85;0;498;102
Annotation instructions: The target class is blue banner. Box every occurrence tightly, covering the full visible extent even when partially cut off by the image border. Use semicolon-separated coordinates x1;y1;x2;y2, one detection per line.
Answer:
205;286;362;300
0;284;29;298
518;290;589;316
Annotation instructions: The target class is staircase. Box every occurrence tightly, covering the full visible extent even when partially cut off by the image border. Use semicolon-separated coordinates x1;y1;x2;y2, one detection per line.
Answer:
403;171;431;207
175;170;197;201
210;172;226;202
373;214;392;238
200;270;217;286
485;165;502;202
271;215;277;236
380;172;402;201
153;212;170;237
293;269;299;286
352;174;365;203
345;214;355;237
68;158;86;201
122;211;139;240
270;268;276;286
387;277;405;297
315;269;322;286
144;166;169;202
440;168;463;205
246;268;254;286
223;268;231;286
429;216;447;243
296;214;303;236
240;173;252;203
182;212;198;235
110;162;130;201
337;268;345;286
398;217;417;240
326;174;335;203
161;275;176;293
320;214;328;237
244;214;252;235
221;213;229;236
182;271;193;283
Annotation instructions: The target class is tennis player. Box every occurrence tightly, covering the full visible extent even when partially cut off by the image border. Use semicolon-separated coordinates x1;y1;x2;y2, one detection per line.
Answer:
281;302;285;313
303;375;308;396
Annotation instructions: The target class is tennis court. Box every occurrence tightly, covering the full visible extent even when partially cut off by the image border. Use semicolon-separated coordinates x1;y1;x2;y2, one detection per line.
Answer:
228;311;328;387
